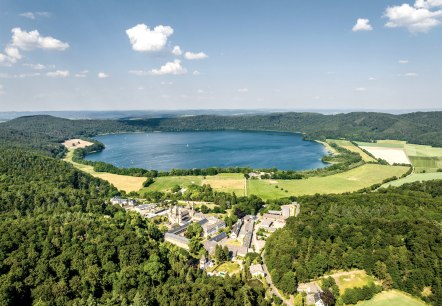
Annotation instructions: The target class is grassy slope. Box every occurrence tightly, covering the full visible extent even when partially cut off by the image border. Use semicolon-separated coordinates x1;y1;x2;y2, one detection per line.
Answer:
140;173;245;194
327;139;376;162
357;290;428;306
382;172;442;187
63;149;145;192
249;164;409;199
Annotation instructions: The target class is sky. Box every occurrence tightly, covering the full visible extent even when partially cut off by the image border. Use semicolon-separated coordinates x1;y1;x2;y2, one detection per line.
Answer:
0;0;441;111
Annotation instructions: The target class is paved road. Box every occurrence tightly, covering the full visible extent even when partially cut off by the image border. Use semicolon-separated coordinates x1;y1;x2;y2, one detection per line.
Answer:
262;251;291;305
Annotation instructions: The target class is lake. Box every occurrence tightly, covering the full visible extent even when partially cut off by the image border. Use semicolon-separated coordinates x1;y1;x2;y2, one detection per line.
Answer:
86;131;328;171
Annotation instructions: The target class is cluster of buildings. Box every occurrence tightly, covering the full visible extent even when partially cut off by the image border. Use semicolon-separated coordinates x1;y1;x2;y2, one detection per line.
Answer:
110;197;169;219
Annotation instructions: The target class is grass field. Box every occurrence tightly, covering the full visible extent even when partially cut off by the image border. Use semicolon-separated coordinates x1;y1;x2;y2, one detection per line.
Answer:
327;139;376;162
248;164;409;199
357;290;428;306
141;173;245;194
63;149;146;192
382;172;442;188
356;141;405;148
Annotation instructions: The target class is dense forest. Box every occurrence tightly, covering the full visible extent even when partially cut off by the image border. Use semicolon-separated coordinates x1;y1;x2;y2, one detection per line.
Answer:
0;148;269;305
265;180;442;305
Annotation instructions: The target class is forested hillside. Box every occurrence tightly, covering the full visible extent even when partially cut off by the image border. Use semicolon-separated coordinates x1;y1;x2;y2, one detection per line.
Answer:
265;180;442;305
0;148;268;305
1;112;442;158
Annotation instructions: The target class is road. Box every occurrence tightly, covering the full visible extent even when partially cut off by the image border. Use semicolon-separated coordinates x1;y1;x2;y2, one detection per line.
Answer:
261;250;292;305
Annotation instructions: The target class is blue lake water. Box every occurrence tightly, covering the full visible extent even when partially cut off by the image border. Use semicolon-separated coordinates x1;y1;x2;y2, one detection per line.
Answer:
86;131;329;171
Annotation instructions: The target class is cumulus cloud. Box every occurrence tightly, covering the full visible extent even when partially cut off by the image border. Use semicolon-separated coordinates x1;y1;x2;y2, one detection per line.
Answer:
126;24;173;52
193;70;200;76
352;18;373;31
98;72;109;78
46;70;69;78
11;28;69;51
151;60;187;75
172;45;182;56
385;1;442;33
415;0;442;9
184;51;208;60
19;12;51;20
399;59;409;64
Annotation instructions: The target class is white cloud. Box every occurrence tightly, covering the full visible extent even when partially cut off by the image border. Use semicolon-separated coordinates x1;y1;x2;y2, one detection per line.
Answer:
399;59;409;64
5;46;22;61
46;70;69;78
98;72;109;78
368;77;376;81
0;84;4;95
197;89;205;94
151;59;187;75
384;2;442;33
352;18;373;31
126;24;173;52
172;45;182;56
404;72;418;76
238;88;249;93
355;87;367;91
11;28;69;51
19;12;50;20
184;51;208;60
193;70;200;76
415;0;442;9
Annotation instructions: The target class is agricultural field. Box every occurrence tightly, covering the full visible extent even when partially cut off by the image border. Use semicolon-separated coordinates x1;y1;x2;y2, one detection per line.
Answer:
356;141;442;173
63;149;146;192
248;164;409;199
357;141;410;165
141;173;245;194
327;139;376;162
382;172;442;188
357;290;428;306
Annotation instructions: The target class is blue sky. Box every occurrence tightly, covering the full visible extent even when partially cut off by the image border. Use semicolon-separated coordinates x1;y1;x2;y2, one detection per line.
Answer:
0;0;441;111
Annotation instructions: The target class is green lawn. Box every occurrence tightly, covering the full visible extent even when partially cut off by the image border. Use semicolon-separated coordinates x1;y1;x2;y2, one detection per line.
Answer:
357;290;428;306
323;270;375;294
382;172;442;188
208;262;240;275
248;164;409;199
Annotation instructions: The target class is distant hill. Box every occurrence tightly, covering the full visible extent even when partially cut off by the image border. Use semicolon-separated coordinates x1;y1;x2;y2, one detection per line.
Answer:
1;111;442;156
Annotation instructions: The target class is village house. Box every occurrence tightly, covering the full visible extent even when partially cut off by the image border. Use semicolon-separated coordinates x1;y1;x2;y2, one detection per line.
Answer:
249;264;265;277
